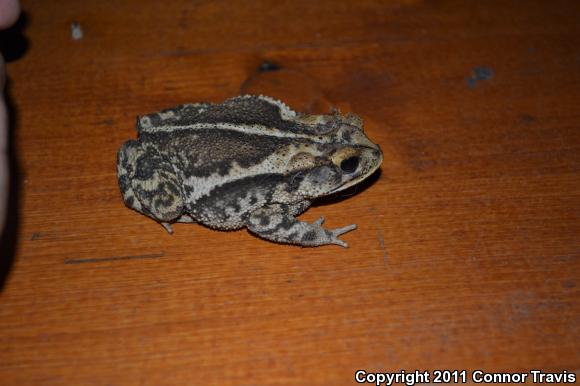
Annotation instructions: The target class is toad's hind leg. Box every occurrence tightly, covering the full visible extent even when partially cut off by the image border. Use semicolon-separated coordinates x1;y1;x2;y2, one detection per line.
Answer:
117;140;185;232
162;214;196;234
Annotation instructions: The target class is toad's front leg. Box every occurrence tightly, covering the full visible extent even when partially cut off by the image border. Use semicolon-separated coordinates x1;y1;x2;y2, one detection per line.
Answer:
246;205;356;247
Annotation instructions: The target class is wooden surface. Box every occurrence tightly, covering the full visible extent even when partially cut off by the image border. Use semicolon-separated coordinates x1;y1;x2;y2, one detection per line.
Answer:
1;1;579;385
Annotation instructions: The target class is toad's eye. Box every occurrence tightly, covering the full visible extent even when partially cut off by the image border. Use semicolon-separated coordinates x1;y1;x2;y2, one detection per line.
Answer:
340;156;359;173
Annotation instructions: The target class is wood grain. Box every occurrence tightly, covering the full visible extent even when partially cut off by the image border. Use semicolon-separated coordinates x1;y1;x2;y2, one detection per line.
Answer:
1;1;579;385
